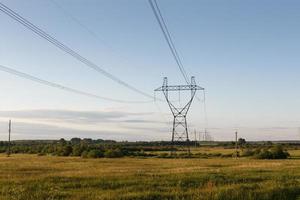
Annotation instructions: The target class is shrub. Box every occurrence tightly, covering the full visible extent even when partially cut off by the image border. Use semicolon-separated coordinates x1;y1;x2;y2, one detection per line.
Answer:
104;149;123;158
221;153;233;158
209;153;222;157
270;145;290;159
72;145;85;156
241;148;255;157
255;149;273;159
81;150;89;158
60;145;73;156
157;153;171;158
87;149;104;158
194;153;208;158
178;153;192;158
254;145;289;159
134;150;148;157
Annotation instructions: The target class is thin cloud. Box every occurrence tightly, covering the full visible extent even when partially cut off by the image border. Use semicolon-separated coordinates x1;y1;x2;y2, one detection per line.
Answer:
0;109;156;124
0;121;162;141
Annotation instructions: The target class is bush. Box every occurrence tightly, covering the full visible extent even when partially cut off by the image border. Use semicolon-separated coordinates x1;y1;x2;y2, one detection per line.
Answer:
194;153;208;158
270;145;290;159
178;153;192;158
72;145;85;156
221;153;233;158
241;149;255;157
60;145;73;156
133;150;149;157
81;150;89;158
255;149;273;159
87;149;104;158
104;149;123;158
157;153;171;158
254;145;289;159
209;153;222;157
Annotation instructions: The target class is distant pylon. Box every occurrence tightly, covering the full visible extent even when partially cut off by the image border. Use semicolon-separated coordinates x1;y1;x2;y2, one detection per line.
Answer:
200;129;210;141
7;120;11;157
155;77;204;154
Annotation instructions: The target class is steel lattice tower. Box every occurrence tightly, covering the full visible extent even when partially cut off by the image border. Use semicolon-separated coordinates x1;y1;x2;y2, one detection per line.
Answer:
155;77;204;152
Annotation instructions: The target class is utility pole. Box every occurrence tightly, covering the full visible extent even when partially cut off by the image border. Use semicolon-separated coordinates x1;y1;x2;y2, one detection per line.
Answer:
199;132;201;143
7;120;11;157
235;131;238;158
194;129;197;147
205;129;211;141
200;129;210;142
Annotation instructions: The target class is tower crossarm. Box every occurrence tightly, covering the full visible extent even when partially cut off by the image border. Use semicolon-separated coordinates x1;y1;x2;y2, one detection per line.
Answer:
155;85;204;91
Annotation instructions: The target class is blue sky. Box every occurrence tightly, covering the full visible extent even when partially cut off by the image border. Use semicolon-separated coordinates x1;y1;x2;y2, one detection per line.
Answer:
0;0;300;141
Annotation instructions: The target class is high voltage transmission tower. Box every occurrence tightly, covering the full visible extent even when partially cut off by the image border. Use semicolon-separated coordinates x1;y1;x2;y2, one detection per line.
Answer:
149;0;208;151
155;76;204;153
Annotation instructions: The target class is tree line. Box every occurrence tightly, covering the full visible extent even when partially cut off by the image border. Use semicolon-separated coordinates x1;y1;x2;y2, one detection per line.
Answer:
0;138;294;159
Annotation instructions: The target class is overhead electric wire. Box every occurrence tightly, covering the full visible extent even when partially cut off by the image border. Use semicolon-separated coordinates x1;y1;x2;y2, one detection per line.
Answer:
49;0;100;41
149;0;204;97
152;0;189;83
49;0;155;87
0;2;154;100
154;100;170;125
148;0;189;84
149;0;208;131
203;89;208;129
0;64;153;104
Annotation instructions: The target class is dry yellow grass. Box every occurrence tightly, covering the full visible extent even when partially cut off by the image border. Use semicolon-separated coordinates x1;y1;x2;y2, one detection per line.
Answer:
1;153;300;199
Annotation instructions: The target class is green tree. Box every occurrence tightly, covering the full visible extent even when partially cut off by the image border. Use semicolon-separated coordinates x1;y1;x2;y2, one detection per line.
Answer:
70;138;81;145
104;148;123;158
60;145;73;156
72;144;85;156
87;149;104;158
59;138;67;145
82;138;93;144
238;138;246;146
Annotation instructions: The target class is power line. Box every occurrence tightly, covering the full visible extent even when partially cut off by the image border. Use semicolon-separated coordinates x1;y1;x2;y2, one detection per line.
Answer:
202;89;208;133
0;2;154;100
49;0;120;55
49;0;149;81
153;100;170;125
48;0;166;104
0;64;152;104
148;0;189;84
149;1;208;133
49;0;101;41
152;0;189;83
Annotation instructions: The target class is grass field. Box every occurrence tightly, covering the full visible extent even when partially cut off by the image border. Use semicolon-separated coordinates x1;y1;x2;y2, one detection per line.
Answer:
1;151;300;200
